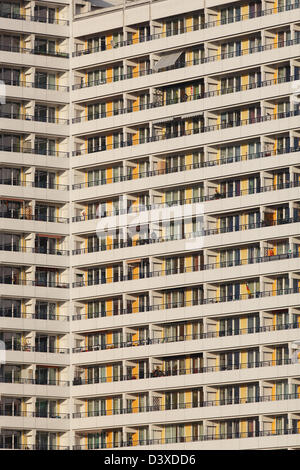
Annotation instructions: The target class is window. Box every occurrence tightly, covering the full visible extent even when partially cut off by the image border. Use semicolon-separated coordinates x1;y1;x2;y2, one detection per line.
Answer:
249;1;262;17
35;138;56;156
248;141;261;158
220;6;241;24
166;154;185;172
193;13;205;30
35;204;55;222
192;48;204;65
221;41;241;58
113;132;122;149
165;17;185;37
0;102;21;119
0;2;21;19
34;38;56;55
0;34;20;52
221;75;241;94
34;105;56;123
113;65;123;81
220;145;241;163
249;36;262;53
34;5;55;23
35;71;56;90
112;31;123;46
87;69;106;87
220;110;241;128
0;68;20;86
139;128;150;144
0;167;20;186
87;36;104;53
88;136;106;153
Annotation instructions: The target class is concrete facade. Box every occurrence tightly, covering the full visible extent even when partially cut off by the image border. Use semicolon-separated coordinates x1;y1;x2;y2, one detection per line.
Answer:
1;0;300;450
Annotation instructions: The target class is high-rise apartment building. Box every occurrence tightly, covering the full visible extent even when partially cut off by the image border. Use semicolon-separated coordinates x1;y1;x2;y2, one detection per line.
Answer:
1;0;300;451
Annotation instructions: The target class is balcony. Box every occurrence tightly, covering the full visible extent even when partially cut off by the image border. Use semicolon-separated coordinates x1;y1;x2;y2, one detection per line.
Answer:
73;357;292;387
0;43;69;58
72;74;297;126
72;3;299;57
0;245;69;256
0;308;69;322
73;215;300;256
0;246;69;270
73;427;300;450
73;391;300;419
0;179;69;191
1;77;69;92
0;10;69;25
72;253;300;293
3;340;69;354
72;286;300;321
0;407;69;419
0;376;69;386
0;279;69;289
73;36;300;92
0;110;69;125
0;212;68;224
0;442;69;450
73;109;300;158
72;321;299;354
72;146;299;190
0;143;69;159
72;179;300;223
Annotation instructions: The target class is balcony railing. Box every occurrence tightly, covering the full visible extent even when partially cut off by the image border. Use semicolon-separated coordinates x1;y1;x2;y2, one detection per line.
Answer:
3;342;69;353
73;74;297;124
73;146;299;189
0;377;69;386
0;213;68;223
73;36;300;91
0;43;68;58
73;180;300;222
0;111;69;125
0;309;69;321
0;144;69;158
73;358;292;386
73;427;300;449
0;11;69;25
0;279;69;288
0;179;69;190
73;251;300;289
73;391;300;418
72;2;300;56
72;286;300;321
0;443;69;450
73;321;299;353
73;108;300;157
0;408;69;418
0;245;69;255
73;216;300;256
1;78;69;91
